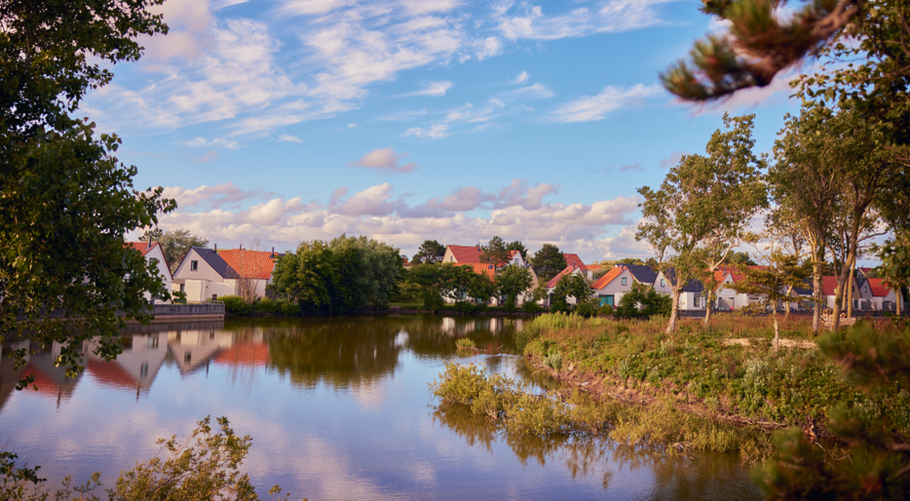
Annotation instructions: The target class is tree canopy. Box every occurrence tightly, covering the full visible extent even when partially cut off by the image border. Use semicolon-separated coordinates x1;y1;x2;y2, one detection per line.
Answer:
0;0;174;380
531;244;565;285
411;239;446;265
142;228;209;273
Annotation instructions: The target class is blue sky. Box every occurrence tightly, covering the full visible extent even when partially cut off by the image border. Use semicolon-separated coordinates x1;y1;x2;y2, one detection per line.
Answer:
94;0;802;262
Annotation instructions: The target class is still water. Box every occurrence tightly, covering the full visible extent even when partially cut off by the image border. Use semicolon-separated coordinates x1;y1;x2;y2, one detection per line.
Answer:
0;316;760;500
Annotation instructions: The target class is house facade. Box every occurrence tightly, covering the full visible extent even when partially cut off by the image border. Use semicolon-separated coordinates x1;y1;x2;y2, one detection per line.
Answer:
172;248;237;302
125;241;172;304
590;266;636;307
653;268;707;311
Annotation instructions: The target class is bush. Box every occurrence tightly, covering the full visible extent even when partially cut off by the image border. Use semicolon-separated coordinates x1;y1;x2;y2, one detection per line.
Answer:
598;304;614;317
574;299;598;318
521;301;543;314
220;295;251;315
501;298;518;313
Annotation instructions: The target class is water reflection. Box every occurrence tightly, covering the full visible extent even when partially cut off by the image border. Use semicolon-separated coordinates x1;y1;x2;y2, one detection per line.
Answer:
0;315;758;500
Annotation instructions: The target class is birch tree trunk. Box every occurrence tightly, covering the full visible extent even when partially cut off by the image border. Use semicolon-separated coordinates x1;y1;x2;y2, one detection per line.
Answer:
666;287;681;334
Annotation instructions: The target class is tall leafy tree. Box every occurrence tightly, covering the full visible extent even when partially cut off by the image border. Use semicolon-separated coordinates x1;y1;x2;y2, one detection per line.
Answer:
496;264;533;309
411;239;446;265
505;240;528;260
480;236;510;267
550;272;593;313
0;0;174;379
638;114;766;333
531;243;565;285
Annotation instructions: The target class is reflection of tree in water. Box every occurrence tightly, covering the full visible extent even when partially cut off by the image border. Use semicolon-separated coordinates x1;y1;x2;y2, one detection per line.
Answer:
433;398;759;500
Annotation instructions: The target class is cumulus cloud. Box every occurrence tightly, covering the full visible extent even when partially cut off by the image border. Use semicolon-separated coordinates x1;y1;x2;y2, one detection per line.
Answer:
347;147;419;174
162;182;275;209
154;178;645;262
548;84;663;123
402;124;452;139
473;37;503;60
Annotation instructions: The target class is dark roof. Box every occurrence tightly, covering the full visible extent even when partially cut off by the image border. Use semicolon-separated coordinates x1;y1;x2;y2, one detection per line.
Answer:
192;247;235;278
793;279;813;296
664;268;704;293
623;264;658;285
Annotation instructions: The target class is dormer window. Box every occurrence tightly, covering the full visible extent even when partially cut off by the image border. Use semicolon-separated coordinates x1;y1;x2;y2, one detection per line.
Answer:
191;260;198;271
660;279;666;287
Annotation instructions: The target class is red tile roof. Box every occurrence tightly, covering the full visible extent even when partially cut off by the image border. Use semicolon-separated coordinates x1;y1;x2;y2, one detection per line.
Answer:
866;278;894;298
547;266;580;288
446;245;484;263
214;343;270;367
591;266;624;290
822;276;845;296
218;249;278;280
562;254;588;272
125;241;158;256
85;359;137;390
459;263;496;280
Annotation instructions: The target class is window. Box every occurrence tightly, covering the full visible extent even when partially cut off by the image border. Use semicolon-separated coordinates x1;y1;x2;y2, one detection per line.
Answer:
147;336;159;349
191;260;198;271
660;279;666;287
179;283;185;293
185;352;192;363
140;362;148;378
150;257;158;266
621;277;627;286
694;296;700;307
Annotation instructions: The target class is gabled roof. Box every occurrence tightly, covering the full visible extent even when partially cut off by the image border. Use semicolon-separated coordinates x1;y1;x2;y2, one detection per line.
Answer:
857;267;874;277
547;266;585;288
125;241;158;256
624;264;658;285
458;262;496;280
663;268;705;293
866;278;894;297
562;253;588;272
591;266;624;290
446;245;484;263
218;249;280;280
190;247;235;278
821;276;852;296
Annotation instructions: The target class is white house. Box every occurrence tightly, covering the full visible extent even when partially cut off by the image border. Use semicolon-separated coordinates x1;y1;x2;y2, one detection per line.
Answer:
866;278;905;312
590;266;636;308
653;268;707;311
125;241;172;304
172;247;280;303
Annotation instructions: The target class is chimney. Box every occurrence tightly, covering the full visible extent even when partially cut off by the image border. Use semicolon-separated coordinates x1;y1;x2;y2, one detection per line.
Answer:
271;246;275;257
573;260;576;270
214;243;217;251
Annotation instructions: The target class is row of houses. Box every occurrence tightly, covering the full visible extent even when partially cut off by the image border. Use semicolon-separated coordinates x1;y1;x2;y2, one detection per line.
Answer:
125;242;280;304
439;244;909;313
127;240;908;313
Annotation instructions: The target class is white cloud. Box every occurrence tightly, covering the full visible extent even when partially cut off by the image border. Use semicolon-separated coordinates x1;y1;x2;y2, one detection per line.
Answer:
402;123;452;139
378;109;427;121
474;37;503;60
156;179;645;262
513;71;529;84
347;147;419;174
400;81;453;97
162;182;276;209
179;136;240;149
507;83;554;99
494;0;677;41
277;134;303;143
548;84;663;123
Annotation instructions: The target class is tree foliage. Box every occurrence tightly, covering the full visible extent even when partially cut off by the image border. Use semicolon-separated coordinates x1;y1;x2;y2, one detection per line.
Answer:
269;235;401;314
496;264;533;309
637;113;766;333
550;272;592;313
0;0;175;380
407;263;480;310
411;239;446;265
614;282;672;319
479;236;510;267
505;240;528;260
531;244;565;285
142;228;209;273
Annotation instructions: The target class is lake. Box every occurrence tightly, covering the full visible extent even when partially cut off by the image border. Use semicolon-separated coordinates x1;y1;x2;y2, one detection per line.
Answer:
0;316;760;500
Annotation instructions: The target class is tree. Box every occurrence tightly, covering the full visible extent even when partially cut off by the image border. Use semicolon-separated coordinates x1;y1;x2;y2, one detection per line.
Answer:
1;0;175;380
615;282;672;319
142;229;208;273
531;244;565;285
411;239;446;265
550;272;592;313
269;241;335;313
496;264;533;309
506;240;528;260
661;0;909;110
728;252;756;266
876;233;910;317
479;236;510;267
637;114;766;333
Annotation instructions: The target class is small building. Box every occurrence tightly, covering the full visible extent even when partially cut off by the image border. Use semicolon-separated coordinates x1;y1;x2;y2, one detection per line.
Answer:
125;241;173;304
590;265;637;307
653;268;707;311
866;278;903;312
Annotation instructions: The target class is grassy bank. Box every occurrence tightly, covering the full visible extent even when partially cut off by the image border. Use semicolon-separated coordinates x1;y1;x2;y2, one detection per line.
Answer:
434;313;910;462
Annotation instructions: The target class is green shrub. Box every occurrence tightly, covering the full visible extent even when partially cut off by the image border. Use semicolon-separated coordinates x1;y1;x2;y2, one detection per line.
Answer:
455;338;476;351
521;301;543;314
220;295;251;315
574;300;598;318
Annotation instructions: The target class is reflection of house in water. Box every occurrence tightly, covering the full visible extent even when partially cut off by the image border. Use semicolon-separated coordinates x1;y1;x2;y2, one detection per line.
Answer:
440;317;503;336
0;341;83;409
214;330;268;367
167;330;234;375
84;333;169;395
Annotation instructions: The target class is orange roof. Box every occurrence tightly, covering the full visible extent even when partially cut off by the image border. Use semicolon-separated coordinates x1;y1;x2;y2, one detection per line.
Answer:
459;263;496;280
866;278;894;298
821;276;844;296
218;249;278;280
23;364;63;398
547;266;576;288
125;241;158;256
591;266;624;290
446;245;484;263
587;263;602;271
